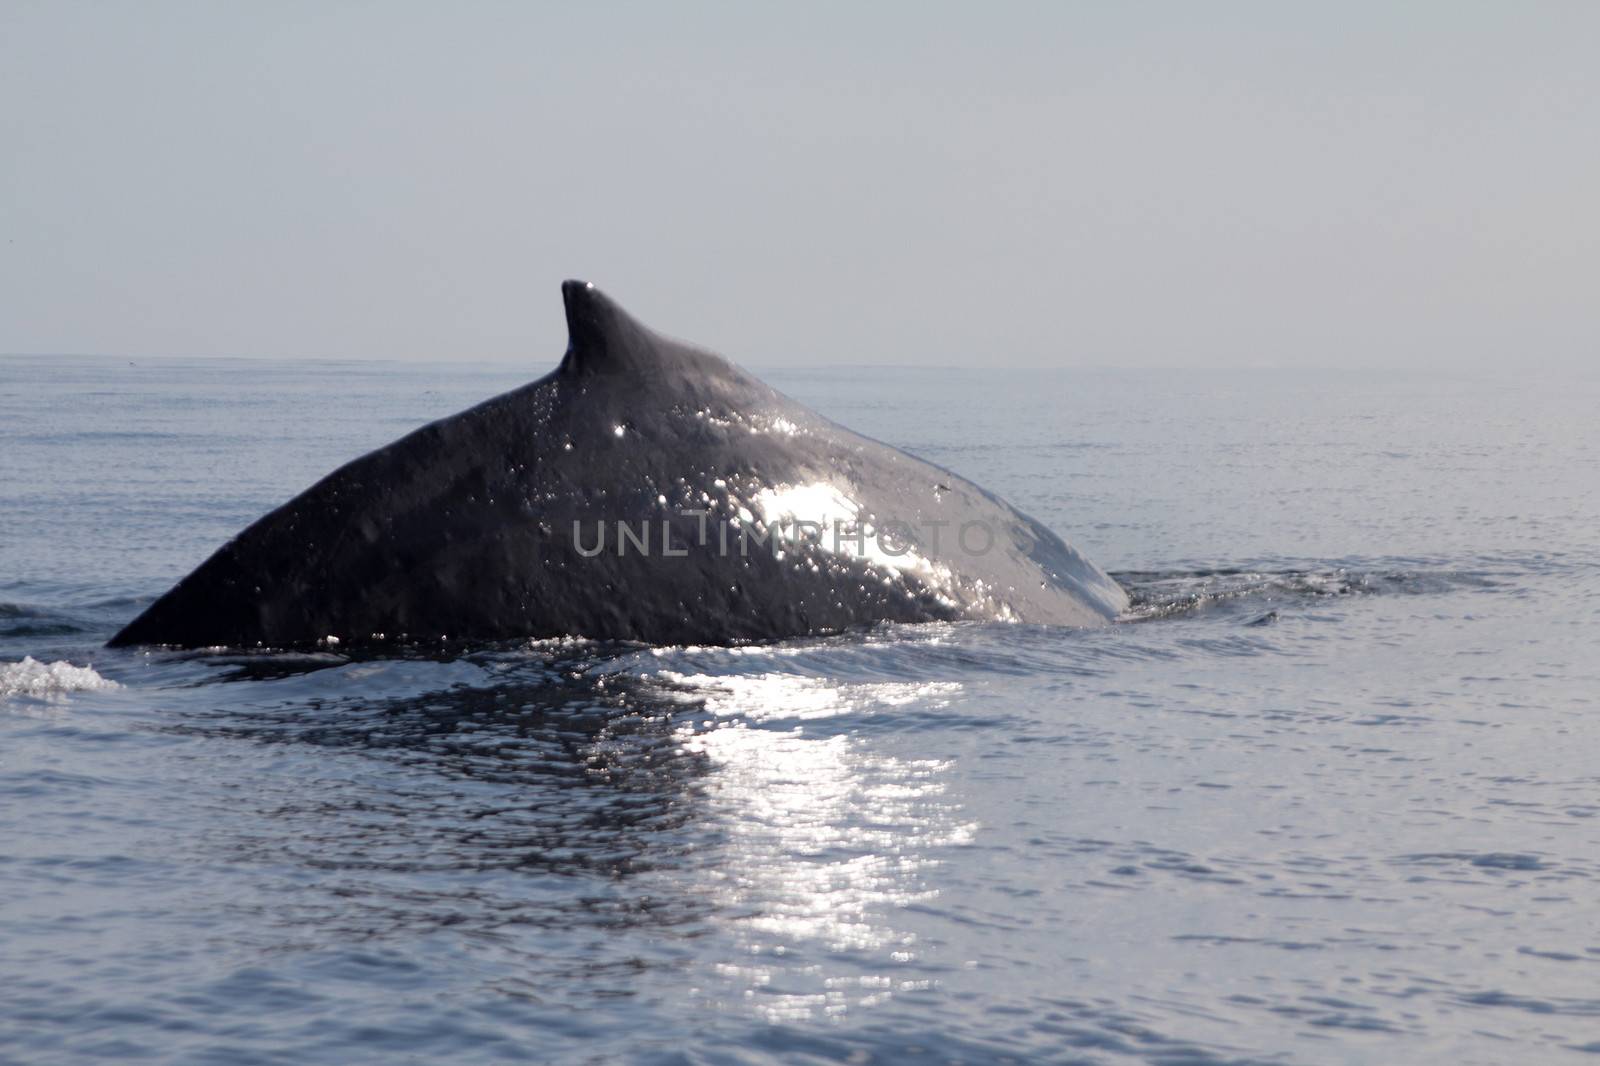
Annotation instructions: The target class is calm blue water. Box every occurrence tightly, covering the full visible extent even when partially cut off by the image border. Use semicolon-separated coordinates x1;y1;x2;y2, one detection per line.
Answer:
2;355;1598;1064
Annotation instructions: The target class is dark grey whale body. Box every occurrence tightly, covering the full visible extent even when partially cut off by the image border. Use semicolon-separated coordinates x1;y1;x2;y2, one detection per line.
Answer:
109;282;1127;648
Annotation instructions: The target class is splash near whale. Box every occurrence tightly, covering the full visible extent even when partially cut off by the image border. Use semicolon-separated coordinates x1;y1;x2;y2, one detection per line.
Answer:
109;282;1127;648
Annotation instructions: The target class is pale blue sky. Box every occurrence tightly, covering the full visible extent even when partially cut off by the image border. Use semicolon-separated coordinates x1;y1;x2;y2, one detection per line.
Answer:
2;2;1595;367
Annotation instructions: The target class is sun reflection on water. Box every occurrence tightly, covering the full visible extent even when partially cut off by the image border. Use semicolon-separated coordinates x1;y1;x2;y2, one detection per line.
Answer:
646;668;974;1023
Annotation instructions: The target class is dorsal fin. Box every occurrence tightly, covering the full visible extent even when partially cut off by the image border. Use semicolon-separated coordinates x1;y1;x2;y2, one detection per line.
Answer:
558;280;658;376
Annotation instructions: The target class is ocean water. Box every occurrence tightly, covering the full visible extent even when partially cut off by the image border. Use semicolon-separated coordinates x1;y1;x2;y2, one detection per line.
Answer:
2;354;1598;1065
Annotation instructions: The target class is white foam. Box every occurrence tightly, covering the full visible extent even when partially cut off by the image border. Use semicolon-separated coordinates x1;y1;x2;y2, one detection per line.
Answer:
0;657;120;700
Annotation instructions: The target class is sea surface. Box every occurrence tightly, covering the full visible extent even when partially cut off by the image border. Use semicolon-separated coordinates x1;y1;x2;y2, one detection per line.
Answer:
2;354;1598;1065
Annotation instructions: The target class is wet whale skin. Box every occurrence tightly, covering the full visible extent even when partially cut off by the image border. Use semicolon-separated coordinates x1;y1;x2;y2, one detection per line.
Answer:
108;282;1127;648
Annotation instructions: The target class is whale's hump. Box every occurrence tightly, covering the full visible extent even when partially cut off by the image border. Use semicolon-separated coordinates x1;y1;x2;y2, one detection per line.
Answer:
108;280;1128;648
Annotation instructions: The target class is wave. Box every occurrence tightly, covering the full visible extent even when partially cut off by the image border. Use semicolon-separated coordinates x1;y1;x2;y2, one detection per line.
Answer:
0;608;86;638
1115;564;1502;623
0;656;120;700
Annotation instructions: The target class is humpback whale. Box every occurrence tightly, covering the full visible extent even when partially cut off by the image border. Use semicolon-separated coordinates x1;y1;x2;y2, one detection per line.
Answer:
109;282;1127;648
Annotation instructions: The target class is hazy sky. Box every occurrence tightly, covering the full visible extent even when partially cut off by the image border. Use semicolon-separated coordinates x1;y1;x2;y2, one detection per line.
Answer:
2;2;1596;368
